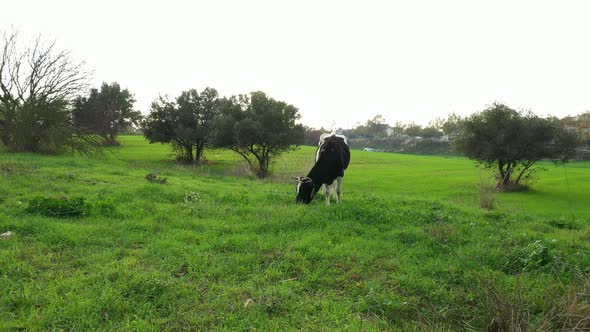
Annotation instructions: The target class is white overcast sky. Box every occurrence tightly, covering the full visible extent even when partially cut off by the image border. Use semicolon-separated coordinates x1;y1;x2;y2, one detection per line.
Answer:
2;0;589;129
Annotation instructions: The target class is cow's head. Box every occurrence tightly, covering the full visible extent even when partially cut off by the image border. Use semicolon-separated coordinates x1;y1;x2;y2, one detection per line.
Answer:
293;176;315;204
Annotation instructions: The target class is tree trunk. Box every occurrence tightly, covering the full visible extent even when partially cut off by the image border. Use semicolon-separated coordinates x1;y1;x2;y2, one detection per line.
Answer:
187;146;194;164
195;141;205;163
103;134;119;146
497;160;512;188
255;155;269;178
255;167;268;178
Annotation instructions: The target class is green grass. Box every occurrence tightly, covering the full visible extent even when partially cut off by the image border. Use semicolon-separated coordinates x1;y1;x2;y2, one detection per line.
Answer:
1;135;589;330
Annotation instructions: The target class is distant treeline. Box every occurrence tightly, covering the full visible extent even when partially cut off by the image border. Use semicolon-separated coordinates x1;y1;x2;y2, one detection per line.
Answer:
304;112;590;159
349;137;452;155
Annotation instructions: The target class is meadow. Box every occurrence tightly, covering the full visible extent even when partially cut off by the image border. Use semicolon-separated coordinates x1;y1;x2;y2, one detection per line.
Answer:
1;135;589;330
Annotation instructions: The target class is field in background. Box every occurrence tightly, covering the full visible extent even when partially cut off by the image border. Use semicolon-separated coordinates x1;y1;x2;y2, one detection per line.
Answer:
1;135;589;330
119;135;590;220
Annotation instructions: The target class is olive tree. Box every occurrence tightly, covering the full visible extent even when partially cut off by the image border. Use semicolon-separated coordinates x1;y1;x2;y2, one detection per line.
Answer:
455;103;580;189
143;87;220;164
72;82;140;146
212;91;304;178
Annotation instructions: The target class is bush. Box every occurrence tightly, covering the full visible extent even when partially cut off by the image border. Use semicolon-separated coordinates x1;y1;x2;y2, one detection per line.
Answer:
145;173;167;184
26;196;89;218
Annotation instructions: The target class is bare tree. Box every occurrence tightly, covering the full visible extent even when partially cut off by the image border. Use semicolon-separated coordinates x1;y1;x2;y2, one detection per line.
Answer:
0;30;94;153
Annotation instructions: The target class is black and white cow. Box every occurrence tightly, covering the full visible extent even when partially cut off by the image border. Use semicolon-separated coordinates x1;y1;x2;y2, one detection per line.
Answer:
294;133;350;205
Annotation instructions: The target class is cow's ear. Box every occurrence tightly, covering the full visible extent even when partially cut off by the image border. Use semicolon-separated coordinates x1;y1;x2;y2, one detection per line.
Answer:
301;177;313;183
292;176;303;182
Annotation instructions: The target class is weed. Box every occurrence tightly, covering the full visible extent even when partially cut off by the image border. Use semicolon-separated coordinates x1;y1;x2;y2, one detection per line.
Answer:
548;217;580;230
501;238;590;274
26;196;89;218
145;173;167;184
484;211;507;223
183;191;202;215
482;279;531;332
503;239;552;273
0;161;35;175
424;222;456;245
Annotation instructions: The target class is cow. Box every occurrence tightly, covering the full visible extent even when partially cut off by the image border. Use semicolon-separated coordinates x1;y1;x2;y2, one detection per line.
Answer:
293;133;350;205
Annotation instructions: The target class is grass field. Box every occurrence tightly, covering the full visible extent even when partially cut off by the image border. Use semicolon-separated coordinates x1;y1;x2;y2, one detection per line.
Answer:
1;135;589;330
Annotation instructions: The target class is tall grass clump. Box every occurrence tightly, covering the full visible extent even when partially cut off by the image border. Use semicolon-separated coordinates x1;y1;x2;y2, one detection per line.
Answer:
477;177;497;210
538;277;590;331
478;276;590;332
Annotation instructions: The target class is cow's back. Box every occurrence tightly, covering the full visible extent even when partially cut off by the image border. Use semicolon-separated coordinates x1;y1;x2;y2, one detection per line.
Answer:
311;135;350;184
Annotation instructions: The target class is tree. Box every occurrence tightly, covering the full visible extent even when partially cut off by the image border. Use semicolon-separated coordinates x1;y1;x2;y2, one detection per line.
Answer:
455;103;581;189
442;113;462;140
429;117;445;130
212;91;304;178
561;111;590;145
390;121;405;136
73;82;140;145
404;123;423;137
304;126;327;146
143;87;220;164
0;30;95;153
420;126;443;139
350;115;389;138
365;114;389;137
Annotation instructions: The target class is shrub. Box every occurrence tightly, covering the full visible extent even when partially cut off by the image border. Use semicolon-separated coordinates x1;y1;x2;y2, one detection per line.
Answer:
548;218;580;230
500;239;590;274
145;173;167;184
26;196;89;218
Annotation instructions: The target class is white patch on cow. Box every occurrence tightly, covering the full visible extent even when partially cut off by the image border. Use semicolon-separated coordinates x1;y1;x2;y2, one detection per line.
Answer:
296;181;302;194
335;176;343;204
318;133;348;146
315;147;322;162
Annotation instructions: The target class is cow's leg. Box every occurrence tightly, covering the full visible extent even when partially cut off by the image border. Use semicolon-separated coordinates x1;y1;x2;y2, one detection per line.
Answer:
323;184;331;205
336;177;343;204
